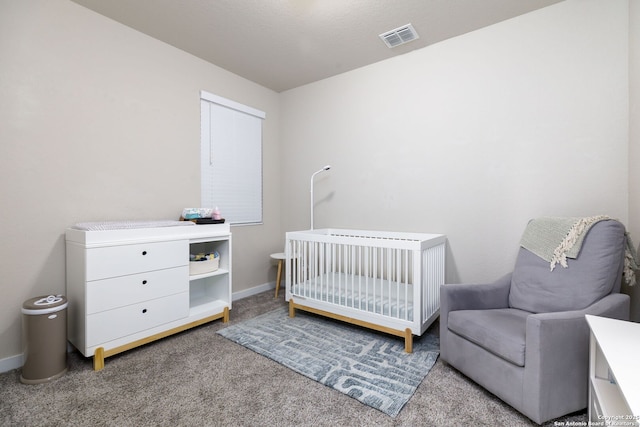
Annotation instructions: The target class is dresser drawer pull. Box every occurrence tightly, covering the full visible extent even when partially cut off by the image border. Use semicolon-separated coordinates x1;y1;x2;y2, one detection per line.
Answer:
142;250;147;256
142;309;147;314
142;280;148;285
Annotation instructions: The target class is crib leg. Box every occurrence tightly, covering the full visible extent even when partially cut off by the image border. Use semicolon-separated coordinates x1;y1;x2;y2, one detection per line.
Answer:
404;328;413;353
289;299;296;318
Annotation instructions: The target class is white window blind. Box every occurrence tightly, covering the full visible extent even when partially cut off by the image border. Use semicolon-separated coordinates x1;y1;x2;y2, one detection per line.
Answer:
200;91;265;225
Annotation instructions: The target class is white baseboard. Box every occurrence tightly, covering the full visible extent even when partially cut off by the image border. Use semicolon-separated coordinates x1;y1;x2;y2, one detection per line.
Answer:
0;282;278;374
232;281;276;301
0;353;23;374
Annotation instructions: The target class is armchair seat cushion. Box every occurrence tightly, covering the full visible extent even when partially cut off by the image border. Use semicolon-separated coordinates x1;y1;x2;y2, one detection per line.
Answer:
448;308;530;366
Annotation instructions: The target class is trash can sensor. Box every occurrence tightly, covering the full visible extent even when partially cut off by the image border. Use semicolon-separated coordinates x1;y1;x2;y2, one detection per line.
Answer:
20;295;68;384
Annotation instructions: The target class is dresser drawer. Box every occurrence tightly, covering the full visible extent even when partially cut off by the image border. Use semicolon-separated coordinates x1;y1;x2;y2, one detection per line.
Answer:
86;292;189;347
86;266;188;314
86;240;188;281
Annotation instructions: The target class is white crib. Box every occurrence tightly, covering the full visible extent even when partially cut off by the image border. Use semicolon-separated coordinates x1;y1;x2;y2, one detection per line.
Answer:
285;228;446;352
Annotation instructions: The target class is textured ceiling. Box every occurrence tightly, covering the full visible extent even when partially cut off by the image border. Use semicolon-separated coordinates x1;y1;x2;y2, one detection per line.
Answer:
71;0;564;92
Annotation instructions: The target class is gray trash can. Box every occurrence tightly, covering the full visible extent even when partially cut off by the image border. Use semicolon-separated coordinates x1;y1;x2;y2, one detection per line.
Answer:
20;295;68;384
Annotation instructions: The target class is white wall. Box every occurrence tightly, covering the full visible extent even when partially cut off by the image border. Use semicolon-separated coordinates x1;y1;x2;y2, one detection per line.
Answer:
0;0;281;365
627;0;640;320
280;0;630;284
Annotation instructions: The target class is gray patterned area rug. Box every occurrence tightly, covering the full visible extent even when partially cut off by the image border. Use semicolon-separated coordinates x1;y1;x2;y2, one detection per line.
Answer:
217;307;439;417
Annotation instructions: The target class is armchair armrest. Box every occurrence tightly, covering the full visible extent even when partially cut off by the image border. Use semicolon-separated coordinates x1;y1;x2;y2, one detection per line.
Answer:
439;273;512;364
581;292;630;319
522;293;630;421
440;273;512;313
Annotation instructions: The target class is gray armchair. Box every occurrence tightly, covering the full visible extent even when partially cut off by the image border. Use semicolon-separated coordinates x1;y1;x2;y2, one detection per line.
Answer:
440;219;630;424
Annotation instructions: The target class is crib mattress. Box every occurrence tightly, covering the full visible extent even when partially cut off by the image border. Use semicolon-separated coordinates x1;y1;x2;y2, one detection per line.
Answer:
290;272;415;321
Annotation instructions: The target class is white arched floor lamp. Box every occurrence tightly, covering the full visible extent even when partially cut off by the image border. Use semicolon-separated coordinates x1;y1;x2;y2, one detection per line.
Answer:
310;165;331;230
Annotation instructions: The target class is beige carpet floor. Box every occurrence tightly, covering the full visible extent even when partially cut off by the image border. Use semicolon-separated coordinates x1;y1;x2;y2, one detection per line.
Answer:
1;290;587;426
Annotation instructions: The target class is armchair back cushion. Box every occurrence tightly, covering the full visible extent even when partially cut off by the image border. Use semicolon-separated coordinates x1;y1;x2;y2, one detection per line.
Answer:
509;220;625;313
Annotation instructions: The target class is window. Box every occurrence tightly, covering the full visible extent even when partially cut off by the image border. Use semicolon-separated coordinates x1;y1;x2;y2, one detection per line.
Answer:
200;91;265;225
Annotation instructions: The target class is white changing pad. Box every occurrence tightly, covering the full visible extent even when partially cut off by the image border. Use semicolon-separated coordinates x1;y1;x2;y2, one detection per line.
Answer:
72;220;195;231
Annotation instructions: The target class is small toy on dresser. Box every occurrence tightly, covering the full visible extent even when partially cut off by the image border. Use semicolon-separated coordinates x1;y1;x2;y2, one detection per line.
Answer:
180;207;225;224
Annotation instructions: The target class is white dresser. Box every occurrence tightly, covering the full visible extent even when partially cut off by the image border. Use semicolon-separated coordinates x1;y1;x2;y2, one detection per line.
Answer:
586;315;640;426
66;224;231;370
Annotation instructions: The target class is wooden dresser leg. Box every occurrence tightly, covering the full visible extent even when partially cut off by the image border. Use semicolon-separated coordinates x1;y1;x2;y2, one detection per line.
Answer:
223;306;230;323
289;299;296;318
94;347;105;371
404;329;413;353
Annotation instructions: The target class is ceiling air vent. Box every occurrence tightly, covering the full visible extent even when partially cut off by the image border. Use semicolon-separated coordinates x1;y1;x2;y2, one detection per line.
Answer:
379;24;419;48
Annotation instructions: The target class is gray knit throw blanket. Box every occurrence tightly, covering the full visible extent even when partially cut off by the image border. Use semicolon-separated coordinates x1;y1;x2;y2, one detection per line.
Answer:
520;215;638;286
